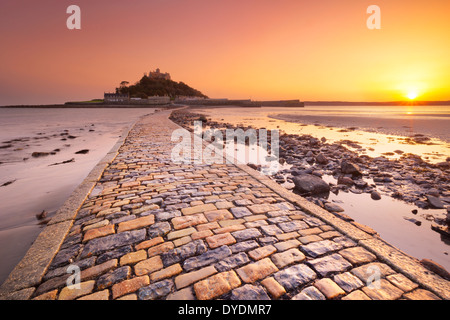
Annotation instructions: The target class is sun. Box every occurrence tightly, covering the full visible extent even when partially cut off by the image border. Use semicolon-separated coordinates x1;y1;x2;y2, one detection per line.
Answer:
407;91;419;100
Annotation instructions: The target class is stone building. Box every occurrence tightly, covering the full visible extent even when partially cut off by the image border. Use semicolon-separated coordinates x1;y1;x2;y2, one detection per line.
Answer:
148;68;171;80
104;92;130;103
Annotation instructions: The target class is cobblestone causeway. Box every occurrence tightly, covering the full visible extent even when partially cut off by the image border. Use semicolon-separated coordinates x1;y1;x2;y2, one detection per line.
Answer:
1;109;448;300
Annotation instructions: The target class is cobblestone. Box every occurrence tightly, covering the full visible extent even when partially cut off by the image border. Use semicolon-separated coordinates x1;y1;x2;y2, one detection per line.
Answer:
361;279;404;300
273;264;317;292
314;278;346;299
194;271;241;300
307;253;352;277
237;258;279;283
292;286;326;300
301;240;343;258
230;284;270;300
261;277;286;299
138;279;174;300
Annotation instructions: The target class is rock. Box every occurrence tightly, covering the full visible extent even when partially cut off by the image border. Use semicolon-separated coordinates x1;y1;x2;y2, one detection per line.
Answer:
49;158;75;166
403;217;422;226
392;191;403;199
426;195;445;209
315;153;328;164
309;138;320;146
36;210;47;220
337;176;354;186
371;191;381;200
431;224;450;237
436;162;450;169
353;180;368;189
427;188;440;197
415;200;428;209
341;160;362;175
324;202;345;213
32;152;50;157
420;259;450;280
75;149;89;154
0;180;16;187
292;174;330;195
312;170;323;177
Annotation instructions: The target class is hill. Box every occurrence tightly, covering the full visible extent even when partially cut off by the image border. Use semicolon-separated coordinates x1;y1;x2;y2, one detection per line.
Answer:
117;75;208;99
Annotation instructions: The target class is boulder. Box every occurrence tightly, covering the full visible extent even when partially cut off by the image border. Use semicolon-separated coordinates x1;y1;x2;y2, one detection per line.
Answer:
292;174;330;195
341;160;362;175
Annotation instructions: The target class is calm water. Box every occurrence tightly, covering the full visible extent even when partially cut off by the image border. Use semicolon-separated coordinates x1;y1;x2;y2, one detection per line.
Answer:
198;105;450;270
0;107;155;284
198;105;450;163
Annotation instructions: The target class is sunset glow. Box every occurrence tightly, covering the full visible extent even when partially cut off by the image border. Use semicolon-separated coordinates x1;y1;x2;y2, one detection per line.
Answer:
0;0;449;105
407;91;419;100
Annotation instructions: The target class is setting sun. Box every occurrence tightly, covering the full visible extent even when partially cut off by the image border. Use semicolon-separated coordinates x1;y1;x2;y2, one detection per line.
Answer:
407;91;419;100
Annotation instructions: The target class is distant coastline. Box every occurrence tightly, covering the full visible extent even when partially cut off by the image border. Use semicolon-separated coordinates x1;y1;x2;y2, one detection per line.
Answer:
304;100;450;106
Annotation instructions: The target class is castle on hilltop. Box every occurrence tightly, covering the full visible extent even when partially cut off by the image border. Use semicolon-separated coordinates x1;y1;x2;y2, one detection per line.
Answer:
145;68;171;80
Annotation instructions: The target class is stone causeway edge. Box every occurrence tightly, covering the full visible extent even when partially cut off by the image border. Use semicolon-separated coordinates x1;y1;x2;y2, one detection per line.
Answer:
0;108;449;300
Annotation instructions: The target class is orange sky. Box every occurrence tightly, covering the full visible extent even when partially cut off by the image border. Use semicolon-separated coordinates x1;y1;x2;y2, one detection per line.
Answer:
0;0;449;105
